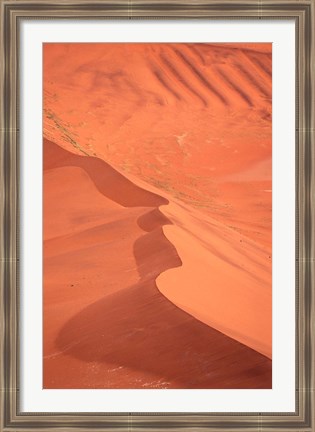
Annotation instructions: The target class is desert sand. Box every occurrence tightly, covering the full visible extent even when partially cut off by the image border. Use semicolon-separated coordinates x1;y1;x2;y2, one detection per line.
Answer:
43;43;272;388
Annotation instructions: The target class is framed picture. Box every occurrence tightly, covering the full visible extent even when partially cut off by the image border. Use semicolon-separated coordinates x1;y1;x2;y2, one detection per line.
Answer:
0;0;314;431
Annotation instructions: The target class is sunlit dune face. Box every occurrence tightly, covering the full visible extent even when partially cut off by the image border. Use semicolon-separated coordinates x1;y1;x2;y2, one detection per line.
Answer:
43;43;272;389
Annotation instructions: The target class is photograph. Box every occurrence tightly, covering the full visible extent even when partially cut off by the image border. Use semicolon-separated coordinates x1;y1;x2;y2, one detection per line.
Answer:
43;42;272;390
1;0;314;429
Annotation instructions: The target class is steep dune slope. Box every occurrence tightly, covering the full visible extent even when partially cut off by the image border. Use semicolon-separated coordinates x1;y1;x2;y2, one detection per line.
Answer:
158;201;271;358
44;139;271;389
43;43;272;388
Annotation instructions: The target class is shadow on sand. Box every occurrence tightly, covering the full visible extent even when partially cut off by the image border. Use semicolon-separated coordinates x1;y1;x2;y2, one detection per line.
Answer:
46;139;271;388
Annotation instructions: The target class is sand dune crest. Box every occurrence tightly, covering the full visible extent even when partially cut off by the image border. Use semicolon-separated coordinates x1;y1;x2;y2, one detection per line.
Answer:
44;139;271;388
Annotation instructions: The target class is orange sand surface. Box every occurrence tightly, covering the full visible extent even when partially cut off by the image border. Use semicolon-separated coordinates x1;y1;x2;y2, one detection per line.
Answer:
43;43;272;389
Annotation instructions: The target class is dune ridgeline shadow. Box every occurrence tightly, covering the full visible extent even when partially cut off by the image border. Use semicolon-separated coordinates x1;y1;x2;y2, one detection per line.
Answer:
46;139;271;389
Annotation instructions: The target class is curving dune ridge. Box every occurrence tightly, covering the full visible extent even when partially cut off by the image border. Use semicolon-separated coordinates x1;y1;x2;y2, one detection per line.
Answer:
44;139;271;389
43;43;272;389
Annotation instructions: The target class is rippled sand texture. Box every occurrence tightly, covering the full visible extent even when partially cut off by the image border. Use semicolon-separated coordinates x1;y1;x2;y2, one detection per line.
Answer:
43;43;272;389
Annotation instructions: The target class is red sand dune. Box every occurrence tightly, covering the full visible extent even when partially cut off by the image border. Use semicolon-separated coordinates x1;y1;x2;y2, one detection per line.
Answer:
43;43;272;388
158;201;271;358
44;43;272;247
44;139;271;389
